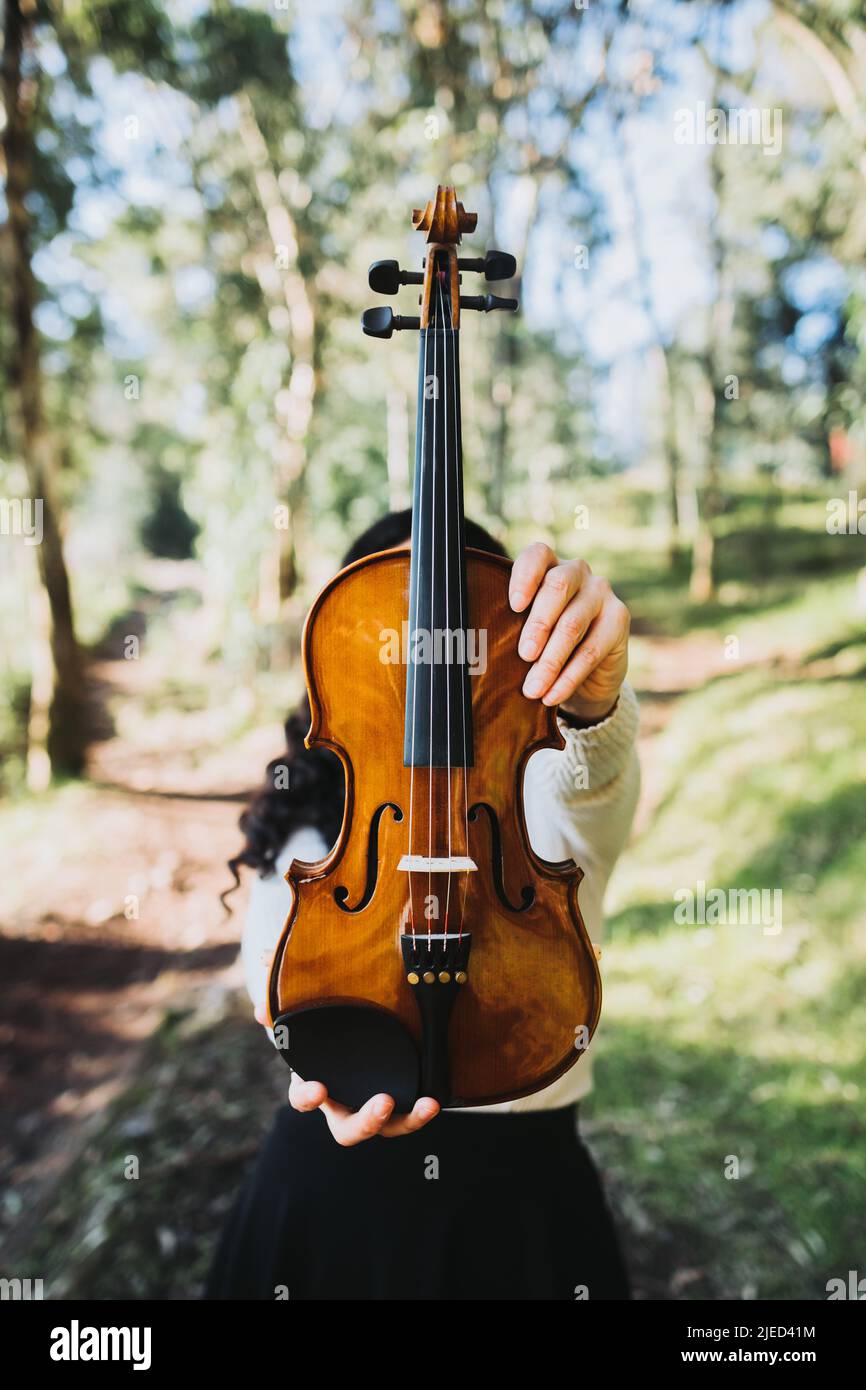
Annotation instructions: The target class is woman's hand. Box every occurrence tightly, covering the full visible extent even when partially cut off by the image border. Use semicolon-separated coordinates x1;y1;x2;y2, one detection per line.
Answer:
288;1074;440;1146
253;1004;440;1145
509;543;630;723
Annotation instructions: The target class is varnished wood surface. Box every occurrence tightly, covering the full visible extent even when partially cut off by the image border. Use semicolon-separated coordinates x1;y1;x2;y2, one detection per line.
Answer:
412;185;477;243
268;548;602;1107
414;185;473;328
418;243;461;329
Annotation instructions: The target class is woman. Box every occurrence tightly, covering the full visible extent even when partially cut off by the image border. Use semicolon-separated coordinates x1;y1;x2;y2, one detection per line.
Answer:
208;510;639;1300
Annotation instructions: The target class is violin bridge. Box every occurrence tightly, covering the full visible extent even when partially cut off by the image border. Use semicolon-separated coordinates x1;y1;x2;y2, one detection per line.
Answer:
397;854;477;872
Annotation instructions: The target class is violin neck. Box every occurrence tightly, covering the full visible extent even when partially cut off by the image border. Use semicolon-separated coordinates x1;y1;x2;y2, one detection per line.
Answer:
403;276;475;770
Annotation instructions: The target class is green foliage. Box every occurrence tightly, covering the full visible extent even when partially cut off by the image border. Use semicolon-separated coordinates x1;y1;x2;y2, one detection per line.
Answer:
185;9;294;109
57;0;178;80
586;568;866;1299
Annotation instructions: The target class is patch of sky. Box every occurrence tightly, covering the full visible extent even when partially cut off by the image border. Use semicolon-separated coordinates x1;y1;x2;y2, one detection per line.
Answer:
173;265;216;312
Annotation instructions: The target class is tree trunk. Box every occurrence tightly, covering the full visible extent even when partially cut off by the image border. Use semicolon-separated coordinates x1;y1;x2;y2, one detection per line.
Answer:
236;91;316;606
616;113;683;566
486;173;539;525
659;347;682;563
690;58;733;605
773;4;866;187
2;0;87;778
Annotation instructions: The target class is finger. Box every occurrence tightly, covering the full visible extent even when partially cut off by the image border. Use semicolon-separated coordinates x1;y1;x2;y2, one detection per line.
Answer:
288;1074;328;1111
508;542;557;612
522;581;606;700
323;1093;396;1147
254;1003;268;1025
379;1097;440;1138
542;602;622;706
518;560;589;667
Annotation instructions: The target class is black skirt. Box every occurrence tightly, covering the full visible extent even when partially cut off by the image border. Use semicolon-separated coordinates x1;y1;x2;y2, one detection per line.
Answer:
205;1102;630;1301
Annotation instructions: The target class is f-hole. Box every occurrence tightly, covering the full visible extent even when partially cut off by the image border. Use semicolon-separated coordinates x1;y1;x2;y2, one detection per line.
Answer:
468;802;535;912
334;802;404;913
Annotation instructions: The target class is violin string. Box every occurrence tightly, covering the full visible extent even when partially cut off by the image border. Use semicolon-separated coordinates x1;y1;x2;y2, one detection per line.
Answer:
440;270;454;941
406;310;434;937
426;267;439;951
454;286;471;944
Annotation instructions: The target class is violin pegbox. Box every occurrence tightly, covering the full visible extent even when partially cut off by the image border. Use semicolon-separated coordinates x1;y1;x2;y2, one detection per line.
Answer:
412;186;477;330
361;185;518;337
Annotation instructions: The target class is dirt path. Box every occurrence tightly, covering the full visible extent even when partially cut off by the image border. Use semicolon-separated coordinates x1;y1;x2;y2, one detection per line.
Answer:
0;588;285;1264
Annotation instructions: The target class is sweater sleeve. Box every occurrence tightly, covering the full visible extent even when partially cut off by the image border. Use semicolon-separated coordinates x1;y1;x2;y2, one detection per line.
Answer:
240;826;330;1015
522;680;640;915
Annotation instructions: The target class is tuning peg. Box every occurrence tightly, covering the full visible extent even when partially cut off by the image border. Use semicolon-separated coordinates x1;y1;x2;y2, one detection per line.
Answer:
457;249;517;282
361;307;421;339
459;293;519;314
368;260;424;295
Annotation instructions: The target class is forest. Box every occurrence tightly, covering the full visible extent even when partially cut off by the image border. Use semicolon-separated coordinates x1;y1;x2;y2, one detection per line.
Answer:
1;0;865;1300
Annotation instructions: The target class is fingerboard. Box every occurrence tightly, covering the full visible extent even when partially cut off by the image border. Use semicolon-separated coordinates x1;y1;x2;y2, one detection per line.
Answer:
403;257;474;769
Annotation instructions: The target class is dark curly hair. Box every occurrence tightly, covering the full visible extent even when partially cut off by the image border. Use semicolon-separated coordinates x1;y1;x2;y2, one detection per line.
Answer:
224;509;507;902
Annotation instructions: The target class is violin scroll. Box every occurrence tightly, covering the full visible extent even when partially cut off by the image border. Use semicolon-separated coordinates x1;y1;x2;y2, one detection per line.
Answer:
411;186;477;244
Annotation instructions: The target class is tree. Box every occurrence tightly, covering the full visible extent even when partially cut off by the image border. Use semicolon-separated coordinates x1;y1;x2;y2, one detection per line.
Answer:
2;0;86;780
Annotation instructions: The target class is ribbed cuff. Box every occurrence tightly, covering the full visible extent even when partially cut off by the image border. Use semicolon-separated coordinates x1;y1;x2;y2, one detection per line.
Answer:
550;679;639;797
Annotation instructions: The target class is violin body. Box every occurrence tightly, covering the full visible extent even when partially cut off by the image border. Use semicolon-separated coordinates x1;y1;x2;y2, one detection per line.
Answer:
266;187;601;1109
268;547;601;1107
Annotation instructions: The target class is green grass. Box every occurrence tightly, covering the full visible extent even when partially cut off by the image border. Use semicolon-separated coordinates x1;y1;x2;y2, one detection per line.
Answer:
569;483;866;641
583;572;866;1300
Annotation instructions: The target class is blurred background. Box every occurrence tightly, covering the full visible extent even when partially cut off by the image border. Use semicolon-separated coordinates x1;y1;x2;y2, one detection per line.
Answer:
1;0;865;1300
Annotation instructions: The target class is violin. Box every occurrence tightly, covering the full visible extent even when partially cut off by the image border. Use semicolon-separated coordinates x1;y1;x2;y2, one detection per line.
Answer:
266;187;601;1110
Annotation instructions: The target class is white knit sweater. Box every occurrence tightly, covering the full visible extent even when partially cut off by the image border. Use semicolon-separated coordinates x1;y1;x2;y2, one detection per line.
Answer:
242;680;640;1112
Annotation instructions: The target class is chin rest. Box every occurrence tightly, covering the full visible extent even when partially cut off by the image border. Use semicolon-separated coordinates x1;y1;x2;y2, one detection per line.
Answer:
272;1003;420;1114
